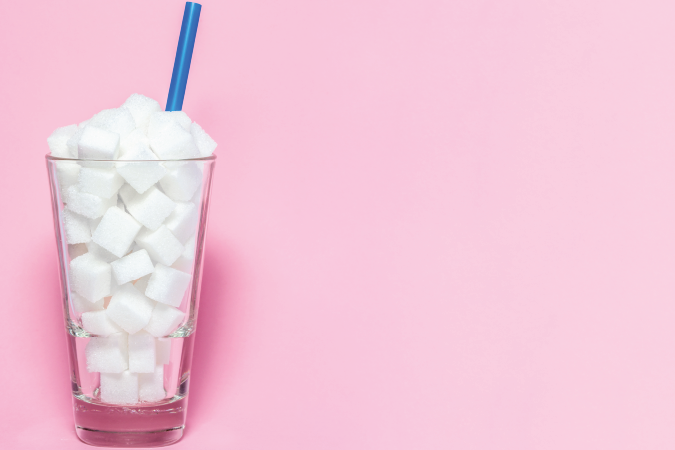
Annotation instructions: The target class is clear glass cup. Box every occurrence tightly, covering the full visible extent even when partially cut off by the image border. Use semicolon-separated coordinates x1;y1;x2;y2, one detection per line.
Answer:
46;155;216;447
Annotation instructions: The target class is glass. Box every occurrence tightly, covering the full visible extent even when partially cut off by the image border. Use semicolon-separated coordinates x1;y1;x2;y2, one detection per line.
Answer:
46;155;216;447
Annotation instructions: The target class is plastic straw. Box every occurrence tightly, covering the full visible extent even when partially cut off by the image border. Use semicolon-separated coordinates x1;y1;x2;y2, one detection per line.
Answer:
166;2;202;111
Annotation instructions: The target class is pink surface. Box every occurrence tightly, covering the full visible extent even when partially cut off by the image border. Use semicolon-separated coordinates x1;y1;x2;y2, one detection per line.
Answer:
2;0;675;448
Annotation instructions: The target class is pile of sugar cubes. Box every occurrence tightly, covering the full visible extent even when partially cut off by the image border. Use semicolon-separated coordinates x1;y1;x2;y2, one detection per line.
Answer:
48;94;216;405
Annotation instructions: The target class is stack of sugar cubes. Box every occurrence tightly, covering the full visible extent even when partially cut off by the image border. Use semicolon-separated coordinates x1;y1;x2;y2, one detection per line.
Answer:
48;94;216;405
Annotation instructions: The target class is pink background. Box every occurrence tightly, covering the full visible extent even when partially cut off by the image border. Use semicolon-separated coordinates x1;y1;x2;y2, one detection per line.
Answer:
2;0;675;448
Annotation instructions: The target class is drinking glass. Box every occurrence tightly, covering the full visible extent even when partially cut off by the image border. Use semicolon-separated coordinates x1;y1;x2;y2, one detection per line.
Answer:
46;155;216;447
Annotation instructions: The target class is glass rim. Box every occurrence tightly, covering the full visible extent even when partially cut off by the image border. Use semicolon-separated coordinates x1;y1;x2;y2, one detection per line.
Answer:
45;154;217;162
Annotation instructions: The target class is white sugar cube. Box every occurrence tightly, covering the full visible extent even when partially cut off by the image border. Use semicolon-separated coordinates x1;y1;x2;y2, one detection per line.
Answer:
156;338;171;364
128;331;156;373
82;310;123;336
65;185;116;219
118;129;151;159
116;136;166;195
159;163;202;202
48;124;78;158
135;226;184;266
110;249;154;285
78;125;120;160
121;94;162;130
145;264;191;308
70;253;111;302
63;209;91;244
148;111;191;139
123;186;176;230
68;243;89;260
89;107;136;139
92;207;142;258
134;273;152;295
78;167;124;199
101;371;139;404
55;161;81;199
144;303;185;337
169;111;192;130
190;122;217;157
106;284;155;334
72;292;104;314
139;365;165;402
86;240;118;263
150;121;200;159
164;202;198;243
66;123;87;158
117;161;167;195
86;332;129;373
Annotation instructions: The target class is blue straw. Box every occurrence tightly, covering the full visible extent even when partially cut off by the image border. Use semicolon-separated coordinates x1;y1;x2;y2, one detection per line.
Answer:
166;2;202;111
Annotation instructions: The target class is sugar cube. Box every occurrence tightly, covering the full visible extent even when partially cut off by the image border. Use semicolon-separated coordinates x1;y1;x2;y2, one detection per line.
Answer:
128;331;156;373
144;303;185;337
78;125;120;160
101;371;139;404
70;253;111;303
91;207;142;258
150;121;200;160
55;161;81;199
48;124;78;158
86;332;129;373
164;202;198;243
139;365;165;402
65;185;116;219
159;162;202;202
82;310;123;336
123;186;176;230
72;292;104;314
118;129;151;159
121;94;162;130
110;249;154;285
148;111;191;139
88;107;136;139
63;209;91;244
117;154;167;195
156;338;171;364
68;243;89;260
190;122;217;157
66;123;86;158
86;240;119;263
78;167;124;199
106;284;155;334
145;264;191;308
135;225;184;266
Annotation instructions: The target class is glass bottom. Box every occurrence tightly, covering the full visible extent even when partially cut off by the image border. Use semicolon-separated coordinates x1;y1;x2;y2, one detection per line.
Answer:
76;426;183;447
72;395;188;447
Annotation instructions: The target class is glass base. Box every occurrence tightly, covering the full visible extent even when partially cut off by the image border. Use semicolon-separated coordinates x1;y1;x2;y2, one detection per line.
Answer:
72;395;188;447
76;426;184;447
